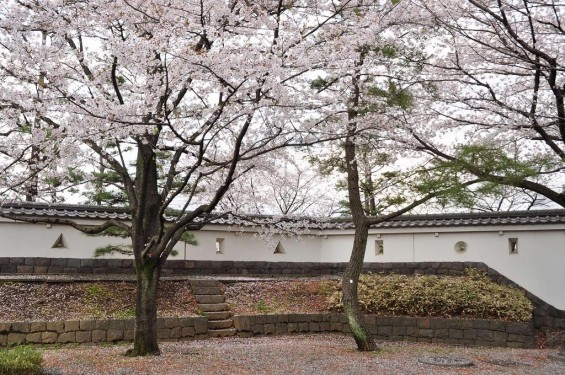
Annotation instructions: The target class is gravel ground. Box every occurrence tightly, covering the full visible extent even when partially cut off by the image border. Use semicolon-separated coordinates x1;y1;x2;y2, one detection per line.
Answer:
41;334;565;375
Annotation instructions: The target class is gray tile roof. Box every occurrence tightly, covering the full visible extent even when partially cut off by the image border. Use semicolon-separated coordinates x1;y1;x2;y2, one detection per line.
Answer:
1;202;565;229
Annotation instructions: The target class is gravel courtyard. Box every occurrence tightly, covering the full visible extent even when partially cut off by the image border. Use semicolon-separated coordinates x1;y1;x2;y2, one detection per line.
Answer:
41;333;565;375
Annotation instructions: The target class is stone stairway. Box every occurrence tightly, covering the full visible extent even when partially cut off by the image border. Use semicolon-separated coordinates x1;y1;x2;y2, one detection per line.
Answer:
190;279;235;337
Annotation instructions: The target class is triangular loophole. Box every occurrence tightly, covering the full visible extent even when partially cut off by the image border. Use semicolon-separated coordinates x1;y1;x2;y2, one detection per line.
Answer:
51;234;66;248
274;241;286;254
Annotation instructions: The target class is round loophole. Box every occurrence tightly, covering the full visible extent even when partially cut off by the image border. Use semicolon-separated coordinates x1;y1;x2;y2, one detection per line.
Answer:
454;241;467;253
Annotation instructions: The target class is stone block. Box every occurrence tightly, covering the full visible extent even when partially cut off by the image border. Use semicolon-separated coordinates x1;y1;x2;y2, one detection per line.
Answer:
251;325;264;334
80;320;96;330
47;266;64;274
11;322;31;333
182;327;196;337
319;322;330;332
64;320;80;332
434;328;448;339
124;320;135;330
157;329;171;339
95;320;110;330
508;334;529;343
298;322;309;332
392;326;406;336
472;320;490;330
10;257;25;266
0;334;6;346
30;322;46;332
419;329;434;339
0;323;11;333
107;329;124;342
376;317;390;326
233;316;251;331
277;315;289;323
377;326;392;336
76;331;92;343
288;323;298;333
406;326;419;337
266;315;278;324
264;324;276;334
34;266;48;273
92;330;106;343
506;323;533;335
477;329;494;341
276;323;288;334
25;332;42;344
124;330;134;341
489;321;506;331
67;259;81;268
17;265;34;273
58;332;76;343
164;318;179;329
364;315;376;325
493;331;508;343
108;319;126;330
170;327;182;339
42;332;58;344
50;258;68;267
194;318;207;334
463;329;477;339
179;317;195;327
449;329;463;339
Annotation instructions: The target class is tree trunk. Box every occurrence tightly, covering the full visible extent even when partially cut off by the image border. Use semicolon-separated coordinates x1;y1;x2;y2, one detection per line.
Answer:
341;222;376;351
340;49;376;352
128;258;161;356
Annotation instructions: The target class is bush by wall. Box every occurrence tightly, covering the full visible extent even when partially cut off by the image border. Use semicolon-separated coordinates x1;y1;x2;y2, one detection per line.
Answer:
327;269;533;321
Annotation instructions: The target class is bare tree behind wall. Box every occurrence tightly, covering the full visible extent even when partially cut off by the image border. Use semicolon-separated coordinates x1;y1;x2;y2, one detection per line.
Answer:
0;0;354;356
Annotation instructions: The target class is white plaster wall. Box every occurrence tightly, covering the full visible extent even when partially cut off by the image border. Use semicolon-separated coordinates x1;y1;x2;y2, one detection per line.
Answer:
411;230;565;310
1;218;563;309
0;220;321;262
321;229;565;310
184;230;322;262
0;221;131;259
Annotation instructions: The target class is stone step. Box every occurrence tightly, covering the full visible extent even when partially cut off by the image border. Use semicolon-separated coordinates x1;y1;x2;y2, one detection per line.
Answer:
204;311;232;320
195;294;225;304
208;328;236;338
199;303;229;312
191;286;223;295
190;279;220;287
208;319;233;330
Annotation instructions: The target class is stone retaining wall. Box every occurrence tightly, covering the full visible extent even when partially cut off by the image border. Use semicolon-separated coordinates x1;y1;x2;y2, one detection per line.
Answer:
0;317;208;347
0;314;535;348
1;258;564;331
233;314;536;348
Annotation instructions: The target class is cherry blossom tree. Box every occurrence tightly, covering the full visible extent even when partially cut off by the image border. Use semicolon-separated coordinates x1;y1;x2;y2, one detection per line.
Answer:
296;0;482;351
214;150;343;217
408;0;565;208
0;0;351;356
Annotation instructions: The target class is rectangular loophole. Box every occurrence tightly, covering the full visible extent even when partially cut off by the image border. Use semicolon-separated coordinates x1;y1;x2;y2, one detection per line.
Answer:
375;240;384;255
215;238;225;254
508;238;518;254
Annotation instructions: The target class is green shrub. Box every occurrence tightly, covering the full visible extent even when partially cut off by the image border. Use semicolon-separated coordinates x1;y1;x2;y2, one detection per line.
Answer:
328;269;532;321
0;346;43;375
